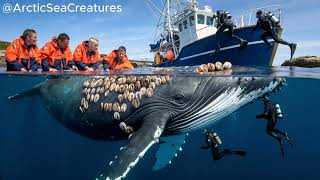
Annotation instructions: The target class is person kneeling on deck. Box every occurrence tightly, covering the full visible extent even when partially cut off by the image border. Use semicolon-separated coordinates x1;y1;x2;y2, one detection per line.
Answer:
73;37;100;71
40;33;78;72
5;29;41;72
252;10;297;60
214;11;248;52
102;46;134;70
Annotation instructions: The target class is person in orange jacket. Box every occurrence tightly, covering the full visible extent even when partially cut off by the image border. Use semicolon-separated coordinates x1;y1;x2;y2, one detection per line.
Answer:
102;46;134;70
5;29;41;72
40;33;78;72
73;37;100;71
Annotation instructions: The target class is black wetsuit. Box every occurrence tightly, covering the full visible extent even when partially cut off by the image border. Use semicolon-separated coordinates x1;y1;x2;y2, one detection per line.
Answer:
257;99;292;156
253;14;289;46
216;16;247;50
202;131;246;160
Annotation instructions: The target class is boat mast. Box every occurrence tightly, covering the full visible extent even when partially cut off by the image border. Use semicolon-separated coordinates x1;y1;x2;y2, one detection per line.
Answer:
166;0;178;58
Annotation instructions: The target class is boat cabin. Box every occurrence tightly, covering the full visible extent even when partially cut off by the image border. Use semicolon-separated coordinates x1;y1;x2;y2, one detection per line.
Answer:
175;5;217;52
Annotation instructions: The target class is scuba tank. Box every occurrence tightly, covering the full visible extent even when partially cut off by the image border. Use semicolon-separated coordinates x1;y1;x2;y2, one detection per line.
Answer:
212;133;222;145
274;104;283;119
224;11;232;19
267;12;280;26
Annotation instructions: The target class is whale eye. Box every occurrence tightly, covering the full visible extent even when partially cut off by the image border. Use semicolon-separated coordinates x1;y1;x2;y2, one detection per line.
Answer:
174;93;185;101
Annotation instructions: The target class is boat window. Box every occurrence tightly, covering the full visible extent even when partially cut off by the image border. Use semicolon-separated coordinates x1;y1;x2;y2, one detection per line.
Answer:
207;16;214;25
179;23;183;32
197;14;205;24
189;16;195;26
183;20;188;29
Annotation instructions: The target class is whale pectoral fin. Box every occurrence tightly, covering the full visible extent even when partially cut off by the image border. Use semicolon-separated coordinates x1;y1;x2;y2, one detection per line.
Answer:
153;133;189;171
8;84;41;100
97;115;168;180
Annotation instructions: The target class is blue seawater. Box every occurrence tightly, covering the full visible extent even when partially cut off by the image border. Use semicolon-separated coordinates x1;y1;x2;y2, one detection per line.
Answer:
0;66;320;180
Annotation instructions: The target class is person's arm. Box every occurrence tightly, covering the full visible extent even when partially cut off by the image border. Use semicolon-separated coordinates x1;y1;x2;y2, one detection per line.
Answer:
65;50;77;71
5;43;24;71
39;45;53;72
252;20;261;32
91;61;100;70
41;58;51;71
73;46;87;70
102;55;111;70
30;63;40;72
103;61;110;71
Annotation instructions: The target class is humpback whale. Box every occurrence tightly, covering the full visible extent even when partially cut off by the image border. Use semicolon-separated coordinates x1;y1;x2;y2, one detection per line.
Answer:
9;75;285;180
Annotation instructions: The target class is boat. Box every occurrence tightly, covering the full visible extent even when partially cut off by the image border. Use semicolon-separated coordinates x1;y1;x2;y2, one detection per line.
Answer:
146;0;283;67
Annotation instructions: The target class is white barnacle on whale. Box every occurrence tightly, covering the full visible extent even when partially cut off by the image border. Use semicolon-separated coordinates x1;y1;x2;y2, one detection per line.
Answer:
146;88;154;97
115;84;120;92
149;82;156;89
128;92;135;102
114;112;121;120
135;91;142;100
135;80;141;90
104;90;110;97
118;94;124;103
140;87;147;95
90;94;95;102
119;122;127;130
128;84;135;92
120;103;127;112
83;80;90;88
79;106;84;113
109;83;116;91
81;98;86;106
104;82;111;90
86;93;91;101
155;78;161;86
132;99;140;109
91;88;96;94
100;87;105;94
101;103;104;111
83;100;89;110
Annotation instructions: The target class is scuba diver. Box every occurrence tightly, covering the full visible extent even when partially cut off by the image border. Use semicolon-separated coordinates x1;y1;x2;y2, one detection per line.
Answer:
214;11;248;52
256;96;293;156
201;129;246;160
252;10;297;60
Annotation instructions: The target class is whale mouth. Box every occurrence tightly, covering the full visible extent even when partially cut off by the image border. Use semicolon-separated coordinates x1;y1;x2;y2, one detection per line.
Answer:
165;76;286;133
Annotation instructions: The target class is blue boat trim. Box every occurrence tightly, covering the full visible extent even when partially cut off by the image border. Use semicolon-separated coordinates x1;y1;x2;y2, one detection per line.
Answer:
180;40;275;61
154;26;282;67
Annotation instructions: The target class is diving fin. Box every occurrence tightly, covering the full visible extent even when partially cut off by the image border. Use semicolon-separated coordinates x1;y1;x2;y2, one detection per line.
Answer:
290;43;297;60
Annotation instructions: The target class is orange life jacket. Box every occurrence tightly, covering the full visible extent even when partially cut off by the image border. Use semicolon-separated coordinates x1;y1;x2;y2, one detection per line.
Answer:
40;38;73;68
5;37;41;69
73;41;100;64
103;50;133;70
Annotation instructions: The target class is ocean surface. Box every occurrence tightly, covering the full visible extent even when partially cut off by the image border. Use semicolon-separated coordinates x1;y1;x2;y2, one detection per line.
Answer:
0;66;320;180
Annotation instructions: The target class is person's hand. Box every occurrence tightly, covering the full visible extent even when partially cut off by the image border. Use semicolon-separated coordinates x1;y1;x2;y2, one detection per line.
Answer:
20;68;27;72
71;65;78;71
49;68;58;72
86;67;94;72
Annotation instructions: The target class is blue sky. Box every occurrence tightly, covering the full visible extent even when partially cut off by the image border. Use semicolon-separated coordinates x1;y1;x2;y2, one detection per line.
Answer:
0;0;319;65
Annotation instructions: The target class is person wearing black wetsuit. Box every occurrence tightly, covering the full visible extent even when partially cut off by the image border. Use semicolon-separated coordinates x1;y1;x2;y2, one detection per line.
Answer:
201;129;246;160
252;10;297;59
215;11;248;52
256;97;293;156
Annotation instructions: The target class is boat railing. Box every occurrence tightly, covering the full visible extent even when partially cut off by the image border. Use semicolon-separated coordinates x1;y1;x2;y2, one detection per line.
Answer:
233;5;282;27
